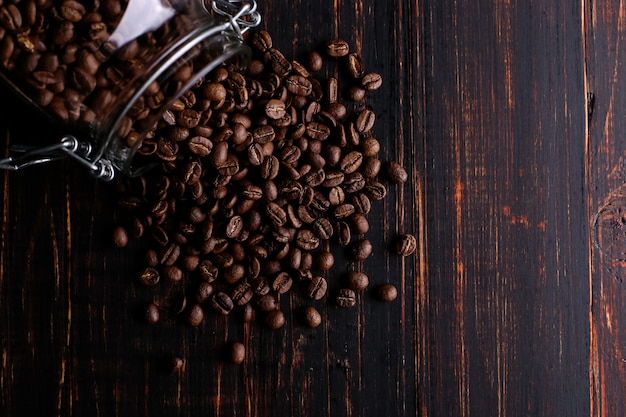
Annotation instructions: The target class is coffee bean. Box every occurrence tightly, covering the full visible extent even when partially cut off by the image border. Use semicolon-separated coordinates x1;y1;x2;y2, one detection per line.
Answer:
211;292;234;315
340;151;364;174
251;30;273;52
272;271;293;294
306;50;323;72
347;86;366;102
365;181;387;201
195;282;214;303
187;304;204;327
335;288;356;308
351;213;369;235
139;267;160;286
112;225;129;248
145;303;160;324
169;357;184;372
361;72;383;91
351;238;373;261
265;201;287;227
307;276;328;300
336;221;352;246
296;229;320;250
346;53;364;78
363;157;382;178
375;284;398;302
300;306;322;328
163;265;183;283
232;281;253;306
285;74;312;96
396;233;417;256
326;39;349;57
265;309;286;329
312;217;334;240
386;161;408;184
229;341;246;364
256;294;276;311
314;251;334;271
355;109;375;133
326;77;338;103
346;271;369;291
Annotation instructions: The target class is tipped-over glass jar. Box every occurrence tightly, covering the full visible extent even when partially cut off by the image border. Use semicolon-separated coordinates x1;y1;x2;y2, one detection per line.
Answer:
0;0;260;180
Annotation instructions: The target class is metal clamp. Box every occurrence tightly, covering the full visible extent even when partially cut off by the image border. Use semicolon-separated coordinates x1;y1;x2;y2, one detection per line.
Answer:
211;0;261;35
0;136;115;181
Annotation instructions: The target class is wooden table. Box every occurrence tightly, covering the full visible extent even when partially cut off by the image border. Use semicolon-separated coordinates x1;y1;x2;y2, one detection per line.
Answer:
1;0;625;415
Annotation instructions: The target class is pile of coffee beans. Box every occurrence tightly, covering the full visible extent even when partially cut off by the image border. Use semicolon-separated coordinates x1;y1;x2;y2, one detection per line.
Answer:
111;30;414;363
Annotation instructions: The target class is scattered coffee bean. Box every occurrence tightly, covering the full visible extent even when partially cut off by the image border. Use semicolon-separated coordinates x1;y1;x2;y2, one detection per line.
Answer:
229;341;246;364
346;271;369;291
265;309;286;329
139;267;160;286
396;233;417;256
351;238;373;261
145;303;160;324
168;356;184;372
187;304;204;327
335;288;357;308
375;284;398;302
112;225;129;248
301;306;322;328
386;161;408;184
326;39;350;57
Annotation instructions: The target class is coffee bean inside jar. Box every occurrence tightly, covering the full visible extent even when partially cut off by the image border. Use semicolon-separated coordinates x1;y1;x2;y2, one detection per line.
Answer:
0;0;260;178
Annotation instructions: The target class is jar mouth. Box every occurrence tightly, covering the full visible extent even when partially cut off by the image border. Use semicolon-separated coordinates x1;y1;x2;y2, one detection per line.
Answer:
99;23;251;177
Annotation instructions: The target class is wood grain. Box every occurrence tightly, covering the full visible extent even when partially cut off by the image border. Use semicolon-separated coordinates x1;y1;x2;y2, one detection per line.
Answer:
0;0;617;416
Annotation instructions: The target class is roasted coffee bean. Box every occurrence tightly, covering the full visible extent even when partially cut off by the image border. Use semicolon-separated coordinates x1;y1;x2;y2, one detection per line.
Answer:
139;267;160;286
163;265;184;283
375;284;398;302
386;161;408;184
198;259;219;282
264;309;286;329
225;215;243;239
322;170;344;187
346;271;369;291
307;276;328;300
261;155;280;179
195;282;214;304
336;221;352;246
314;251;334;271
187;304;204;327
361;72;383;91
256;293;276;311
351;193;372;214
396;233;417;256
211;292;234;315
229;341;246;364
144;303;160;324
306;50;323;72
351;239;373;261
272;271;293;294
361;137;380;157
335;288;357;308
334;203;355;219
242;303;255;323
340;151;364;174
326;77;338;103
300;306;322;328
285;74;312;96
347;85;366;102
351;213;370;235
306;121;331;141
326;39;349;57
0;5;22;32
265;201;287;227
232;281;253;306
328;186;345;205
312;217;333;240
365;181;387;201
346;53;364;78
355;109;375;133
363;157;382;178
296;229;320;250
159;243;180;266
112;225;129;248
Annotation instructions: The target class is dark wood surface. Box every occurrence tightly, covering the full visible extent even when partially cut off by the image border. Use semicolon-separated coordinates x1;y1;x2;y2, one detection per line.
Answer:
1;0;624;416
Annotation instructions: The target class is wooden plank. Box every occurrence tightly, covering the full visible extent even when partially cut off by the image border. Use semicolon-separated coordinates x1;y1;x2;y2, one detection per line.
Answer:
585;0;626;416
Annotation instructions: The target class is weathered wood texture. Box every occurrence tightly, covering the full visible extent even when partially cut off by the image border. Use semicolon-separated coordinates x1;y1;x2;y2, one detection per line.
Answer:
0;0;618;416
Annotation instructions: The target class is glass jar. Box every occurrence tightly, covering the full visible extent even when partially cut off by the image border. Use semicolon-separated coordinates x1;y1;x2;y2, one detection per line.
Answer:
0;0;260;180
